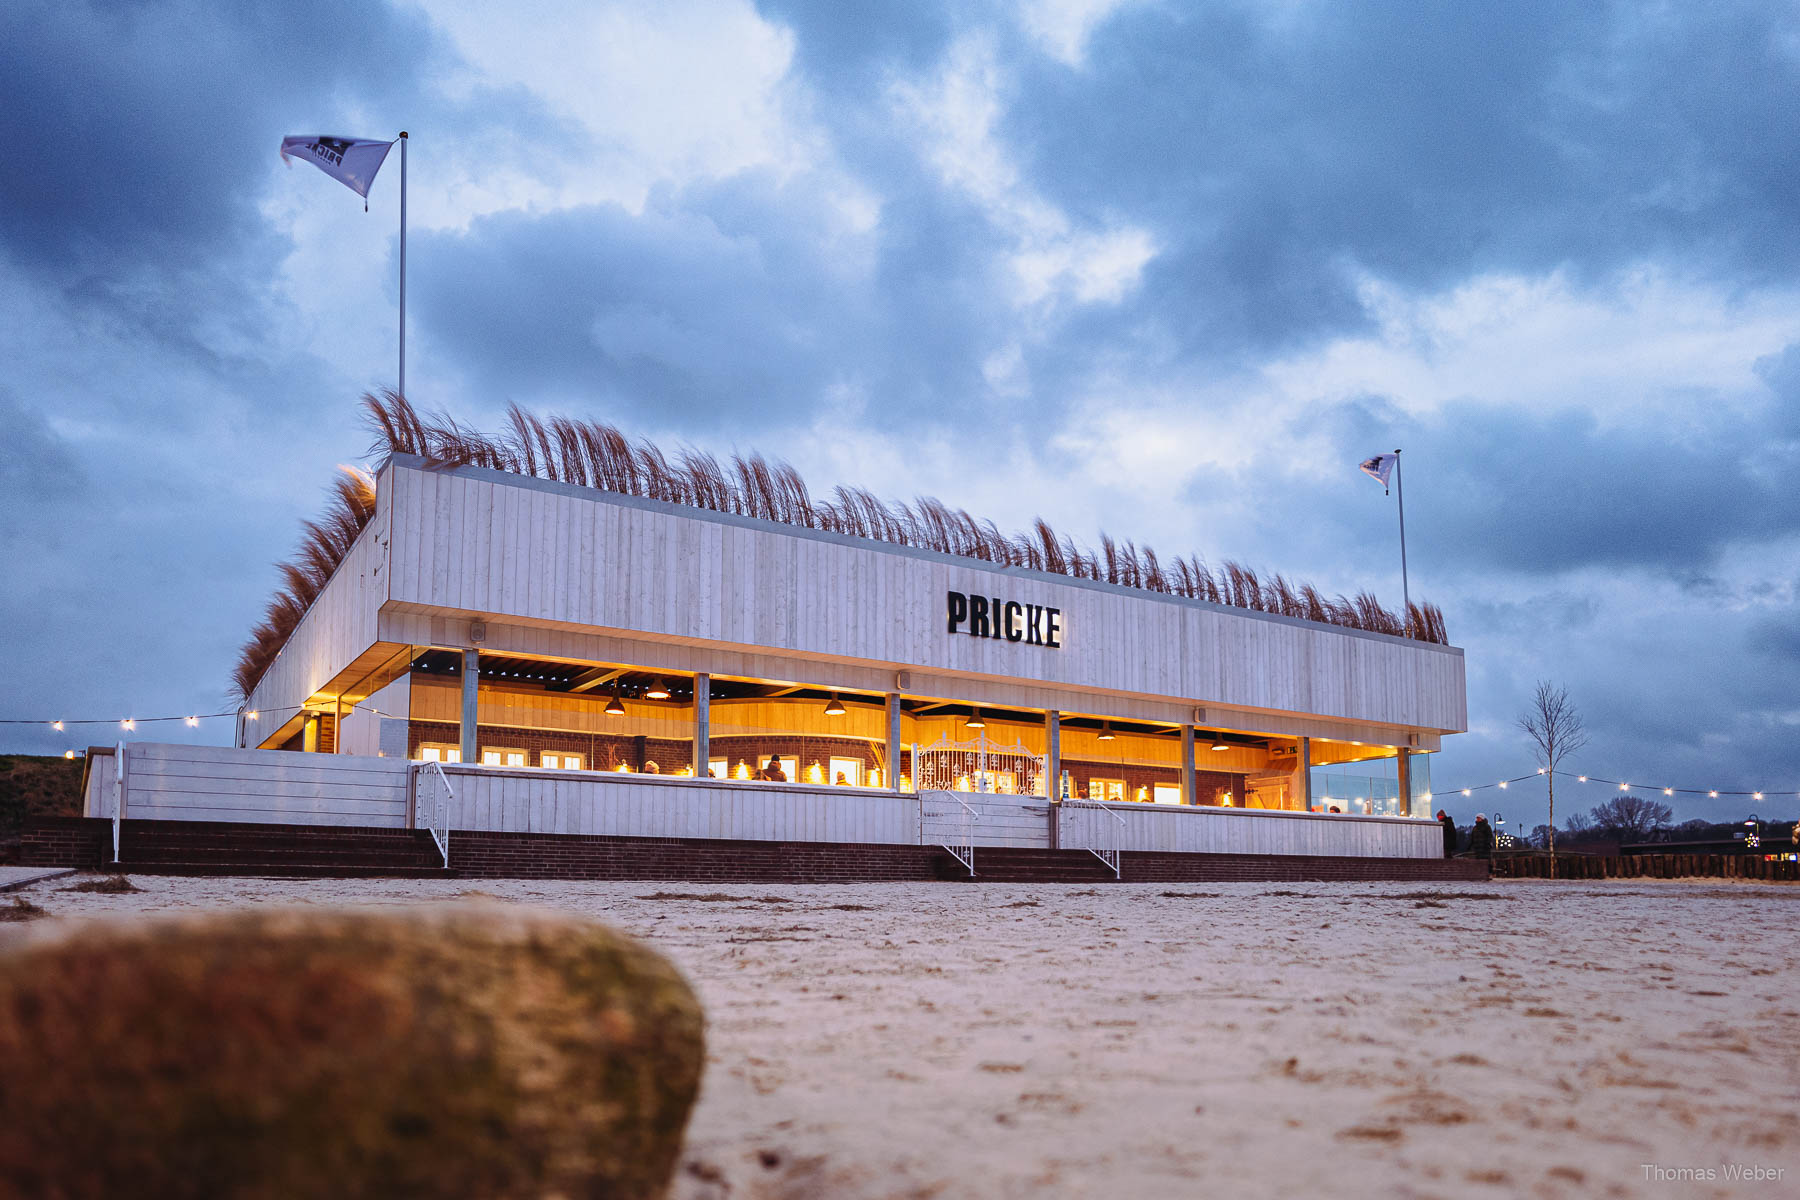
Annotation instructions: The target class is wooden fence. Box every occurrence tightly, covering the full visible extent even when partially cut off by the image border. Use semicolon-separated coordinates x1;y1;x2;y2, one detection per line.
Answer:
1492;853;1798;881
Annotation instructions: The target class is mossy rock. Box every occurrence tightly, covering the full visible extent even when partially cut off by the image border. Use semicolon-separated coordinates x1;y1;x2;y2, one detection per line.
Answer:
0;904;705;1199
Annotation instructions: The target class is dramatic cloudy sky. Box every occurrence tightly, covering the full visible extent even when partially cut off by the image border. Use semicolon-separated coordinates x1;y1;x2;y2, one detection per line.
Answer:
3;0;1796;828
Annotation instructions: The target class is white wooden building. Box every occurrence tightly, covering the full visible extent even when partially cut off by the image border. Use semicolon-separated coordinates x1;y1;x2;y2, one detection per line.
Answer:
88;454;1468;876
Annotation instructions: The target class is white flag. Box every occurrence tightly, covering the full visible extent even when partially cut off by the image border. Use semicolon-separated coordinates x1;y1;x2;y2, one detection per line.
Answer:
280;135;395;199
1359;453;1397;492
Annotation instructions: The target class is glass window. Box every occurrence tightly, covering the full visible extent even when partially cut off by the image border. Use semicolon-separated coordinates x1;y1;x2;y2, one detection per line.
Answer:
420;744;461;764
1152;783;1181;805
708;757;728;780
829;757;862;787
540;753;583;770
1087;778;1124;803
481;748;527;767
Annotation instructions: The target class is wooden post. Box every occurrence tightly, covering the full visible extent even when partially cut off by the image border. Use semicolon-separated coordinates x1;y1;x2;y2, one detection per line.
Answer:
693;672;710;778
887;692;903;792
1396;748;1411;817
459;648;479;765
1180;724;1196;806
1046;710;1061;800
302;713;319;753
1298;737;1313;811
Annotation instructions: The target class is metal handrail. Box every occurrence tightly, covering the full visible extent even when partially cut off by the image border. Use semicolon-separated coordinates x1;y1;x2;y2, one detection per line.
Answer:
919;788;979;876
1061;799;1127;878
419;759;453;867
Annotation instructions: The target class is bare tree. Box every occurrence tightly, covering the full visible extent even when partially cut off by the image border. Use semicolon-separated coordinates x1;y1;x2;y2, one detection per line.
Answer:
1588;796;1673;843
1517;681;1589;873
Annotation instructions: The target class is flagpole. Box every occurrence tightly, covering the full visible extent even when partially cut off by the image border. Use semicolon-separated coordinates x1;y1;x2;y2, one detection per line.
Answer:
398;131;407;400
1393;448;1410;633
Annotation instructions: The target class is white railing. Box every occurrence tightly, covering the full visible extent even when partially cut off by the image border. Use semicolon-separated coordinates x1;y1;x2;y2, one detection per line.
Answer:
919;788;978;875
1060;800;1126;878
415;759;454;867
112;741;126;864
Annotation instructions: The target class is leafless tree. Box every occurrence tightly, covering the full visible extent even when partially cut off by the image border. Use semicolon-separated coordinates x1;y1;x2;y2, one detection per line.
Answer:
1588;796;1673;843
1517;681;1589;872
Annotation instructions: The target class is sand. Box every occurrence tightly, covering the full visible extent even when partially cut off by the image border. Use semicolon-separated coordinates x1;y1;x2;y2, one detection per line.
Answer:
5;874;1796;1198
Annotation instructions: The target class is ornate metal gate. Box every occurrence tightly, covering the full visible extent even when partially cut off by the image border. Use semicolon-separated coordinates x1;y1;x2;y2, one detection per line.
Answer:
911;732;1047;797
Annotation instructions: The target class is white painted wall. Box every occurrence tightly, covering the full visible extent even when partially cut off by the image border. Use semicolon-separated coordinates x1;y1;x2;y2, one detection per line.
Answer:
377;460;1466;735
435;765;919;844
120;743;409;828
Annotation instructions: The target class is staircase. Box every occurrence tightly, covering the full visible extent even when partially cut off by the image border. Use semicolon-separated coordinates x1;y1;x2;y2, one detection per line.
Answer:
117;822;455;878
935;847;1122;884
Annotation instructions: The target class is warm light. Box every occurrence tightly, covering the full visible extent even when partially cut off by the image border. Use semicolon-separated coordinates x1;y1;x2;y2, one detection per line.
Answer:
63;750;74;759
52;720;63;731
1351;740;1362;746
1577;775;1586;782
956;774;971;792
1462;789;1471;796
186;716;199;727
808;761;824;784
1211;739;1229;752
1754;792;1764;801
1664;788;1672;796
1620;782;1629;791
1499;781;1508;789
644;679;671;701
734;761;751;780
1221;792;1233;806
675;766;693;777
247;711;259;720
1535;768;1544;774
966;709;985;729
823;693;846;717
899;774;912;792
604;691;625;717
121;719;134;731
615;763;631;773
1097;722;1115;741
869;769;883;788
1709;790;1718;798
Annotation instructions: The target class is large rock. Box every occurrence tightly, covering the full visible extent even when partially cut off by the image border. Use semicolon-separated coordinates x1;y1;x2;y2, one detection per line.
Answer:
0;904;705;1199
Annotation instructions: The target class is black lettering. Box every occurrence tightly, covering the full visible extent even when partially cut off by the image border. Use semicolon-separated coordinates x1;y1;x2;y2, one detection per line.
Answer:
1003;601;1023;642
1046;608;1062;648
947;590;968;633
971;595;991;638
1025;604;1042;644
992;598;1004;638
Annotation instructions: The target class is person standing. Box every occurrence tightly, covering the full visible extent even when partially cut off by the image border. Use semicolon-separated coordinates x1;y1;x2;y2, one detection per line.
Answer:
1467;813;1495;859
1438;809;1458;858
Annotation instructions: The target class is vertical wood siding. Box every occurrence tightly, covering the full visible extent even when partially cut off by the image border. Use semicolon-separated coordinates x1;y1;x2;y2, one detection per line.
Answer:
382;462;1465;733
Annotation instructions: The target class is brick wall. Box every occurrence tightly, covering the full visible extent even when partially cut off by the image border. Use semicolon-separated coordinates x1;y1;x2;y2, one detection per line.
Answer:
21;817;109;868
1119;851;1489;883
450;830;947;883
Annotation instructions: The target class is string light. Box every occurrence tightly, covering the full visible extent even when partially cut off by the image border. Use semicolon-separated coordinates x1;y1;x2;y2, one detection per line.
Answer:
52;720;63;731
1429;769;1788;804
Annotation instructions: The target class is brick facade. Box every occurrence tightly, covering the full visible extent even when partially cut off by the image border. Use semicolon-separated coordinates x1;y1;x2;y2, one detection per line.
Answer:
21;817;109;868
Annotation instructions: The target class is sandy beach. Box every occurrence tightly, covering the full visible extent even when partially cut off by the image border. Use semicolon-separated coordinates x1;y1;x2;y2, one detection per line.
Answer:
5;875;1795;1198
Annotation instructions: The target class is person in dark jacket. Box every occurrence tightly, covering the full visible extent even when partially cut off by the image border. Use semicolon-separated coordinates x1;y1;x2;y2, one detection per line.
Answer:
1438;810;1458;858
1467;813;1495;859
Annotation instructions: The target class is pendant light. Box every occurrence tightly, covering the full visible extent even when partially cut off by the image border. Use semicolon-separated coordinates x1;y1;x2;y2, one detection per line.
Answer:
965;708;985;729
645;678;671;701
823;693;846;716
1097;721;1115;741
604;689;625;717
1211;736;1230;751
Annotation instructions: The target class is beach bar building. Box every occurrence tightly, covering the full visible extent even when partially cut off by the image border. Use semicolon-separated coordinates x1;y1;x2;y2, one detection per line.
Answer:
62;422;1475;882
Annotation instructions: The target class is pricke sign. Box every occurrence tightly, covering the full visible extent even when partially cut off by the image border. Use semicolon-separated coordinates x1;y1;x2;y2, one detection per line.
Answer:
946;590;1063;649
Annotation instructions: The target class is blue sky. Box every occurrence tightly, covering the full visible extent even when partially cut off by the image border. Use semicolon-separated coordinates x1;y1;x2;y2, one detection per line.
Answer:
2;0;1795;829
